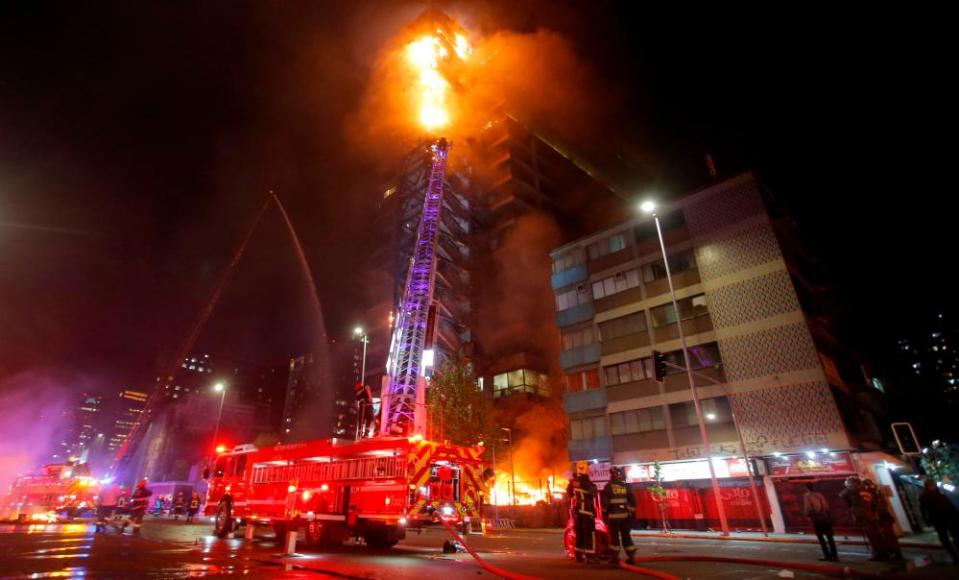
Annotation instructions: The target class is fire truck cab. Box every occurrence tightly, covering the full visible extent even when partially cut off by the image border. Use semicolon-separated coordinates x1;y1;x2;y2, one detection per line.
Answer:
205;436;486;549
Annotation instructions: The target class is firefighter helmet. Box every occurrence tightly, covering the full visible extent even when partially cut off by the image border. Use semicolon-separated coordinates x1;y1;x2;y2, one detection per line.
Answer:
575;461;589;475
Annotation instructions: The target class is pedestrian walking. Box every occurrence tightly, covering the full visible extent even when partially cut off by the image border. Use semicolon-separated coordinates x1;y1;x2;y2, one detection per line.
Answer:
566;461;598;563
803;482;838;561
173;492;185;521
187;492;201;523
919;479;959;564
96;483;121;532
840;476;884;560
125;479;153;536
602;466;637;564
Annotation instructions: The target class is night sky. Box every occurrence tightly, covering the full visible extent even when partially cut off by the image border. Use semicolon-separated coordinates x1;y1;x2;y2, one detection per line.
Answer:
0;2;952;410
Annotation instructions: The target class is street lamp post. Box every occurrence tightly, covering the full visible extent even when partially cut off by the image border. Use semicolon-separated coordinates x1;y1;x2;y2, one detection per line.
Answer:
502;427;516;507
353;326;369;387
642;200;730;536
210;382;227;461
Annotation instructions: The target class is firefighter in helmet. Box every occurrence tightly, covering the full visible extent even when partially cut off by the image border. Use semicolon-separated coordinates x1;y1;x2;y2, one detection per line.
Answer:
126;479;153;535
566;461;598;563
602;466;637;564
354;382;373;438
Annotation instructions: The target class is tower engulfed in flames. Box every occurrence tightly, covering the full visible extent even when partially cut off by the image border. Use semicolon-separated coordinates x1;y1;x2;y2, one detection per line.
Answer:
381;17;470;436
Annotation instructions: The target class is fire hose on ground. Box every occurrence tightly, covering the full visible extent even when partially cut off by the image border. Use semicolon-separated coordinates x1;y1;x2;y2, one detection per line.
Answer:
439;518;883;579
437;518;677;580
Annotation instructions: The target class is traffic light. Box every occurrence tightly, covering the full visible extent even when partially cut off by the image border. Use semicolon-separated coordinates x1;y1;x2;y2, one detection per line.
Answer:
653;350;666;383
891;422;921;456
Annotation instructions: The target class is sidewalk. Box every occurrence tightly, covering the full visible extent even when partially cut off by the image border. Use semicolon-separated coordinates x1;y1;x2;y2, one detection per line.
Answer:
493;526;945;550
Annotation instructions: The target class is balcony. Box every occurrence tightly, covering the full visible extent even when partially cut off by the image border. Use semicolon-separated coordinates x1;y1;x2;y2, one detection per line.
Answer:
559;343;602;370
556;302;594;328
606;379;662;402
644;269;701;298
612;430;670;453
587;248;634;275
568;436;613;462
551;264;588;289
652;316;714;343
601;331;651;356
595;286;643;313
564;388;607;414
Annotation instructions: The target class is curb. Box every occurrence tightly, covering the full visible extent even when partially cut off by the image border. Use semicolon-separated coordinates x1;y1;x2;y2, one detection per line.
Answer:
485;527;943;550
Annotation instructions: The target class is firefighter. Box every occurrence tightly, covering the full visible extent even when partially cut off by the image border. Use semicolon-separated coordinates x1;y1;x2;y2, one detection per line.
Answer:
566;461;598;563
602;466;637;564
187;492;200;523
173;491;185;520
126;479;153;536
354;382;373;438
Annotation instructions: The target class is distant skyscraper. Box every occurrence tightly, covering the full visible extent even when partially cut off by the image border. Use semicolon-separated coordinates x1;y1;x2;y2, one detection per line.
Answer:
108;390;149;455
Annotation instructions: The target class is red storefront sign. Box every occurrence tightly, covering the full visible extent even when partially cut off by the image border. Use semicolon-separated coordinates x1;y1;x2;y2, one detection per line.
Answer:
766;452;854;477
626;457;750;482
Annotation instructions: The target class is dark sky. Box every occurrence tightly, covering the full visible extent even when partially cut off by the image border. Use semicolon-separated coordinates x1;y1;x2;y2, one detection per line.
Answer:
0;2;952;400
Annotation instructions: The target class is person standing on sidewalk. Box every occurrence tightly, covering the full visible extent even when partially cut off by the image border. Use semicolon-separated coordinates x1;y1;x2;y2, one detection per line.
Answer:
840;476;884;560
803;482;838;561
602;466;637;565
919;479;959;564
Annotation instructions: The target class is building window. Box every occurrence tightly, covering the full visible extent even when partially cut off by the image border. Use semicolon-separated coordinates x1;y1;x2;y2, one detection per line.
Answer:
556;284;591;311
587;233;627;261
495;369;548;398
599;311;647;341
570;416;607;440
565;368;600;393
609;406;666;435
642;249;697;283
562;325;596;350
552;248;586;274
650;294;708;327
591;269;641;300
603;357;653;386
670;396;730;428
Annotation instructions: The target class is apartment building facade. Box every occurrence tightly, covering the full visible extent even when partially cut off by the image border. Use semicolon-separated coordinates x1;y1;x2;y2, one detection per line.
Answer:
551;173;908;533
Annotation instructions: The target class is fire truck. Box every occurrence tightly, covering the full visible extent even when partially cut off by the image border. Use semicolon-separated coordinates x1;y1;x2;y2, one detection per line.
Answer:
1;463;100;522
204;435;486;548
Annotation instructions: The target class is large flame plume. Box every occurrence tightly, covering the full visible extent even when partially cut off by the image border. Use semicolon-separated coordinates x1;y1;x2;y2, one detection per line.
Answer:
404;24;470;131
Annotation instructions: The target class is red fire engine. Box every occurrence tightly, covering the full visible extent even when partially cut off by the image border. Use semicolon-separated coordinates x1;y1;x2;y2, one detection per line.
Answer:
204;435;486;548
1;463;100;522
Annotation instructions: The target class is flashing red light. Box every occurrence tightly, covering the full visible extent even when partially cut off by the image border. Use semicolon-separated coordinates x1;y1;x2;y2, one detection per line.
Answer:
215;445;227;454
320;483;329;492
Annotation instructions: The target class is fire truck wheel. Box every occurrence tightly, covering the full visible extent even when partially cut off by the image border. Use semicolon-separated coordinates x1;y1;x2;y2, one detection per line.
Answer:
213;501;233;539
364;530;398;549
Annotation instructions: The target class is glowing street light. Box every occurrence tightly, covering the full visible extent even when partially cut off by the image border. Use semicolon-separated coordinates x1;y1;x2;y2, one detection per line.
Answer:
640;197;729;536
210;381;228;460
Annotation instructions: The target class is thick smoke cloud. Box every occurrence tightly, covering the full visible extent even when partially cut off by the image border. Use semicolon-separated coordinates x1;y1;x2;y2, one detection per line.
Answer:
0;372;72;493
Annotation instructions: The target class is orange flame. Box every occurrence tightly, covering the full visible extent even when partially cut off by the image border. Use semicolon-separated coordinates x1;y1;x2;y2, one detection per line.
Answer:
405;31;469;131
489;472;568;506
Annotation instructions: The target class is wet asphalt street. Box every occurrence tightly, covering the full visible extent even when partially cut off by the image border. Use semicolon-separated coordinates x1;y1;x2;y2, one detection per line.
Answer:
1;518;957;579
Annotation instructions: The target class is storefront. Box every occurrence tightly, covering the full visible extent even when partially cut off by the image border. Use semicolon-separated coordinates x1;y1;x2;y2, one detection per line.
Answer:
765;451;858;533
624;458;772;532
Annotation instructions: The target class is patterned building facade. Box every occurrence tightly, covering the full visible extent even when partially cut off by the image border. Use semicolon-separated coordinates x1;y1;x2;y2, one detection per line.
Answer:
551;173;896;533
